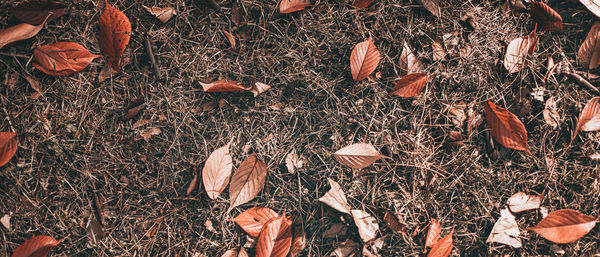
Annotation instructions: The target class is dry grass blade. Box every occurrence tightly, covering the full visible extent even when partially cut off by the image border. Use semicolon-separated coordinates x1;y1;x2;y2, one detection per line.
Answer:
486;208;521;248
200;80;248;92
231;207;279;237
483;101;530;154
229;154;268;211
350;37;380;82
399;41;424;76
579;0;600;18
350;210;379;242
352;0;375;8
0;16;48;50
279;0;311;13
427;230;453;257
389;73;428;98
256;215;292;257
319;178;351;214
524;209;597;244
33;42;101;76
417;0;441;17
11;0;66;25
0;132;18;167
12;235;64;257
334;143;384;169
425;218;441;249
202;141;233;200
99;0;131;70
507;191;544;213
530;1;563;32
572;96;600;142
504;27;537;73
578;22;600;70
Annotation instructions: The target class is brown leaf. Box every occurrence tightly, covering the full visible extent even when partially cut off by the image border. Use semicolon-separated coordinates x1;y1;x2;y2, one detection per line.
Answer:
351;209;379;242
504;27;537;73
432;41;446;61
399;41;424;76
330;239;360;257
140;128;161;142
507;191;544;213
200;79;248;92
142;5;176;24
186;168;199;196
334;143;384;169
279;0;311;13
427;230;453;257
578;22;600;70
384;211;406;234
572;96;600;142
524;209;597;244
1;214;11;231
12;0;67;25
318;178;351;214
229;153;268;211
86;215;105;244
486;208;521;248
202;141;233;200
239;248;249;257
93;192;106;226
124;98;145;121
285;149;304;174
323;223;347;238
425;218;441;249
4;72;19;91
97;62;115;83
99;0;132;70
221;249;239;257
144;216;164;238
352;0;375;8
251;82;271;97
11;235;63;257
0;16;49;50
579;0;600;18
483;100;530;154
530;1;563;32
256;215;293;257
389;73;428;98
33;42;101;76
288;224;306;257
223;29;236;47
350;37;380;82
24;75;43;99
417;0;440;17
0;132;18;167
231;207;279;237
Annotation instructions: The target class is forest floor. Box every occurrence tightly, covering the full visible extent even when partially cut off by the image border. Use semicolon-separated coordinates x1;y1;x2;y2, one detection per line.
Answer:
1;0;600;256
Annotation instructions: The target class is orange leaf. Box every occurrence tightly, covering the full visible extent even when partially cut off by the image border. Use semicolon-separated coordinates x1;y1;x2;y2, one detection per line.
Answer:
507;191;544;213
0;132;18;167
99;0;131;70
231;207;279;237
483;100;530;154
12;0;67;25
0;16;49;50
256;215;293;257
579;0;600;18
572;96;600;142
202;141;233;200
334;143;384;169
229;153;268;211
12;235;63;257
389;73;428;98
350;37;380;82
530;1;563;32
427;230;453;257
425;218;441;249
578;22;600;70
279;0;311;13
200;80;248;93
524;209;597;244
33;42;101;76
352;0;375;8
504;27;537;73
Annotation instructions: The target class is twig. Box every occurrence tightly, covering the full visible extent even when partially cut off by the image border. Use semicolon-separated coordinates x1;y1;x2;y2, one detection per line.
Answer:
204;0;222;13
145;34;161;80
563;71;600;94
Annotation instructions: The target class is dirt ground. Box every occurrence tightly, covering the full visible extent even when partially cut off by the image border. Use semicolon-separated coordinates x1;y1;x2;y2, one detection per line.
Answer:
1;0;599;256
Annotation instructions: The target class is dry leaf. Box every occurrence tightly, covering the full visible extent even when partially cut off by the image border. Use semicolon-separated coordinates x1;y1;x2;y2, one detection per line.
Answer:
285;149;304;174
0;132;18;167
504;27;537;73
352;0;375;8
350;37;380;82
200;80;247;92
579;0;600;18
12;235;63;257
425;218;441;249
279;0;311;13
239;248;249;257
124;98;145;121
98;62;115;82
33;42;101;76
432;41;446;61
86;215;105;244
578;22;600;70
399;41;424;76
318;178;351;214
1;214;11;231
229;153;268;211
231;207;279;237
223;29;236;47
362;237;384;257
202;141;233;200
484;100;530;154
99;0;132;70
486;208;522;248
417;0;440;17
384;211;406;234
389;73;428;98
221;249;238;257
144;216;164;238
289;224;306;257
4;72;19;91
251;82;271;97
507;191;544;213
204;219;218;234
524;209;597;244
427;230;453;257
0;16;48;50
256;215;293;257
530;1;563;32
330;239;360;257
12;0;67;25
132;119;149;129
334;143;384;169
140;128;161;142
350;209;379;242
572;96;600;142
186;168;199;196
142;5;176;24
24;75;42;99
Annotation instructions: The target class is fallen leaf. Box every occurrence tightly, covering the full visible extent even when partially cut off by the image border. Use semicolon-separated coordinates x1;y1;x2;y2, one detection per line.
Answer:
124;98;145;121
221;249;238;257
132;119;149;129
200;79;248;92
334;143;384;169
417;0;440;17
140;128;161;142
250;82;271;97
432;41;446;61
319;178;351;214
223;29;236;47
0;16;49;50
256;215;293;257
425;218;441;249
99;0;132;70
324;223;347;238
12;0;67;25
486;208;522;248
86;215;105;244
389;73;428;98
579;0;600;18
362;237;384;257
279;0;311;13
399;41;424;76
1;214;11;231
4;72;19;91
507;191;544;213
530;1;563;32
97;62;115;82
229;153;268;211
0;132;18;167
144;216;164;238
483;100;530;154
330;239;360;257
504;27;537;73
11;235;63;257
285;149;304;174
93;192;106;226
524;209;597;244
427;230;453;257
578;22;600;70
33;42;101;76
447;130;463;147
231;207;279;237
24;75;42;99
384;211;406;234
142;5;176;24
572;96;600;142
350;209;379;242
204;219;218;234
352;0;375;8
202;141;233;200
350;37;380;82
289;224;306;257
186;168;199;196
239;248;249;257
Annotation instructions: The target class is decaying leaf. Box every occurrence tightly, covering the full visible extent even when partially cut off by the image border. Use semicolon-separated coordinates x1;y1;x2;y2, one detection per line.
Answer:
229;153;268;211
530;1;563;32
124;98;145;121
350;37;380;82
223;29;236;47
99;0;132;70
98;62;115;82
334;143;384;169
200;80;248;93
572;96;600;142
33;42;102;76
350;209;379;242
504;27;537;73
202;141;234;200
186;168;199;196
578;22;600;70
579;0;600;18
319;178;351;214
417;0;441;17
1;214;11;231
432;41;446;61
524;209;597;244
86;215;105;244
384;211;406;234
140;128;161;141
279;0;312;13
425;218;441;249
399;41;424;76
256;215;293;257
330;239;360;257
289;224;306;257
0;132;18;167
144;216;164;238
487;208;522;248
221;249;238;257
285;149;304;173
389;73;428;98
12;0;67;25
507;191;544;213
231;207;279;237
250;82;271;97
427;230;453;257
324;223;347;238
142;5;176;24
484;101;530;154
352;0;375;8
11;235;64;257
0;15;49;50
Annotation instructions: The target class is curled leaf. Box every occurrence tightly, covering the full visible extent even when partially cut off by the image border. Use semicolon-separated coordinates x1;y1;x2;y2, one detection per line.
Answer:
12;0;67;25
504;27;537;73
524;209;597;244
256;215;293;257
12;235;63;257
279;0;311;13
142;5;176;24
33;42;101;76
572;96;600;142
483;100;530;154
507;191;544;213
200;80;248;93
231;207;279;237
202;141;234;200
0;16;48;50
578;22;600;70
530;1;563;32
251;82;271;97
99;0;132;70
0;132;18;167
318;178;351;214
229;154;268;211
334;143;384;169
543;96;560;129
389;73;428;98
350;37;380;82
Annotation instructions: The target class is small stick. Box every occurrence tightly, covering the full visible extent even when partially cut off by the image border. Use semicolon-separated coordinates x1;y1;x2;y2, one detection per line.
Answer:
145;34;160;80
563;71;600;94
204;0;222;13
